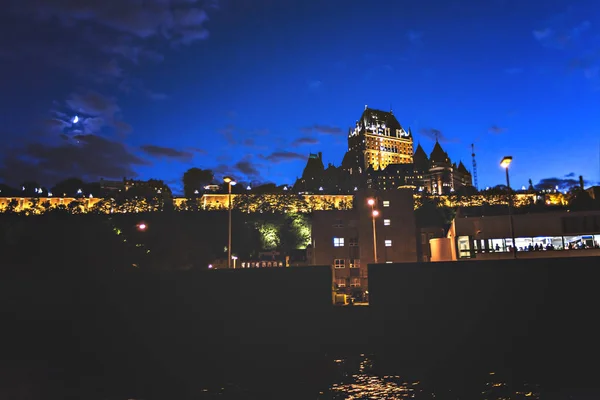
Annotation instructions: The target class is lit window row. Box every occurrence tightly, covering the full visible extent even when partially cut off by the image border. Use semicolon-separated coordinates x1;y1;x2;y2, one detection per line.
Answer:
334;258;360;268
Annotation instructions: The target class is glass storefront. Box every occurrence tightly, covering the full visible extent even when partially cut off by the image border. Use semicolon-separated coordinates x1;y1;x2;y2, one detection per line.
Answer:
459;234;600;258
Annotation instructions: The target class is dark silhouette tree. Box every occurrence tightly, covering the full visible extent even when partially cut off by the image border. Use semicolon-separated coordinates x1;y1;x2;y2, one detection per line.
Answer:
51;178;85;197
183;168;214;198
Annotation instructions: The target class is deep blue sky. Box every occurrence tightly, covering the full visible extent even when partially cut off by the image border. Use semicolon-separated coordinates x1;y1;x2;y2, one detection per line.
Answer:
1;0;599;193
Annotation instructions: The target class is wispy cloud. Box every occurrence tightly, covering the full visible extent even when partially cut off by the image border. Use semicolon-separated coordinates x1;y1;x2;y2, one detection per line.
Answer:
300;124;343;135
419;128;459;143
140;145;193;161
407;30;423;45
291;137;319;147
533;19;591;49
260;151;306;163
488;125;507;134
307;79;322;91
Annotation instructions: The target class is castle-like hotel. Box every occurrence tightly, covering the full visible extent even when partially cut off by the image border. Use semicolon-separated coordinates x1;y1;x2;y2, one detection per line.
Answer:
293;106;473;195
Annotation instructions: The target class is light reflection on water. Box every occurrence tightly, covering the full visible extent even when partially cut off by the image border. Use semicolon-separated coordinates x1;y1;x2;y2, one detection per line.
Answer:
318;354;542;400
168;354;544;399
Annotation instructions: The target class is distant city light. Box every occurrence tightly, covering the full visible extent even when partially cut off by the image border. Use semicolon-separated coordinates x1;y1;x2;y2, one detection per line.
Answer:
194;189;199;194
319;186;323;191
246;185;251;190
283;186;288;191
89;194;93;198
522;186;526;190
208;264;213;269
137;223;147;231
73;115;79;123
48;192;53;197
77;188;82;194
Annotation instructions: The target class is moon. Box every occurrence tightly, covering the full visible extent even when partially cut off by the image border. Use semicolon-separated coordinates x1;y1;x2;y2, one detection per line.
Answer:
73;115;79;124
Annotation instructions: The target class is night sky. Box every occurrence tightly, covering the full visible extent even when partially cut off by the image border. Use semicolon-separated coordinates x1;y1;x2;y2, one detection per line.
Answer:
1;0;599;194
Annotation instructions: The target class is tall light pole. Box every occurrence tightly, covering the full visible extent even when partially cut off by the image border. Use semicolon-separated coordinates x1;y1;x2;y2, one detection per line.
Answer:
223;176;237;268
500;156;516;259
367;198;378;263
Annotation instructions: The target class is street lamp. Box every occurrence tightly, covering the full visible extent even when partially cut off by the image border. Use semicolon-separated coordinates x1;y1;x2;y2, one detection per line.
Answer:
367;198;378;263
500;156;516;258
231;255;238;269
223;176;237;269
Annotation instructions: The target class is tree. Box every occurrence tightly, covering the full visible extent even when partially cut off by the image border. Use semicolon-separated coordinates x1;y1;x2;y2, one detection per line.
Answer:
52;178;85;197
183;168;214;198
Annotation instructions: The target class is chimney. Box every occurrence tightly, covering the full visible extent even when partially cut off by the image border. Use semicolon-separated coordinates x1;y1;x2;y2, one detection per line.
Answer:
318;151;322;160
579;175;585;190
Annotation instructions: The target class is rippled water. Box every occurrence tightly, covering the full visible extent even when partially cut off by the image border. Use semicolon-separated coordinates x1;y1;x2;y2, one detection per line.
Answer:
184;354;545;400
317;355;541;400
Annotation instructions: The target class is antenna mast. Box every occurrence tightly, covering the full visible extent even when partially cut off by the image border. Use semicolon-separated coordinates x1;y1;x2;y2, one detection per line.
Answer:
471;143;478;190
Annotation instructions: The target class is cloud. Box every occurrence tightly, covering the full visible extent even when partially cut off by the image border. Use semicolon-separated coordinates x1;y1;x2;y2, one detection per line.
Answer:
488;125;507;134
533;18;591;49
2;0;217;98
307;80;322;91
18;0;214;45
212;156;263;181
418;128;459;143
535;177;585;191
0;134;150;186
565;172;576;178
188;147;206;155
234;160;260;177
140;144;193;161
291;137;319;147
260;151;306;163
300;124;343;135
407;30;422;45
533;29;553;41
217;124;270;147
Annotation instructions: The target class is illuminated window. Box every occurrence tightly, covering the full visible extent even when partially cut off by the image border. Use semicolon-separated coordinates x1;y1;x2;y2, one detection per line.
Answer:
383;200;390;207
384;219;391;226
333;237;344;247
336;278;346;287
385;239;392;247
349;259;360;268
350;278;361;287
334;259;345;268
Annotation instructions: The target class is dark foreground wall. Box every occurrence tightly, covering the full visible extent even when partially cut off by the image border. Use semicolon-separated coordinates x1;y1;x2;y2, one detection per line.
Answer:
0;267;333;399
368;257;600;388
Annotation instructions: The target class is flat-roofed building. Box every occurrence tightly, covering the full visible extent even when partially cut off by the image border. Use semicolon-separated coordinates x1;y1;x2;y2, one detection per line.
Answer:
311;189;417;293
439;207;600;261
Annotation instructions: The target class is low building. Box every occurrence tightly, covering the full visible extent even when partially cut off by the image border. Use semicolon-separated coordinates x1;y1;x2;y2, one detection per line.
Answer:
311;189;418;292
438;207;600;261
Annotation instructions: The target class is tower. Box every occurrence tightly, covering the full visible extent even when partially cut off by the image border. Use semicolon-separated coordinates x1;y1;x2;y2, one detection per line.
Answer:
471;143;478;190
346;106;414;172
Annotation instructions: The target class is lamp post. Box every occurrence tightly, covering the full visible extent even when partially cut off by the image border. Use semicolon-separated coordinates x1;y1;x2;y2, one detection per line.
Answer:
367;198;378;263
500;156;516;259
223;176;237;268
